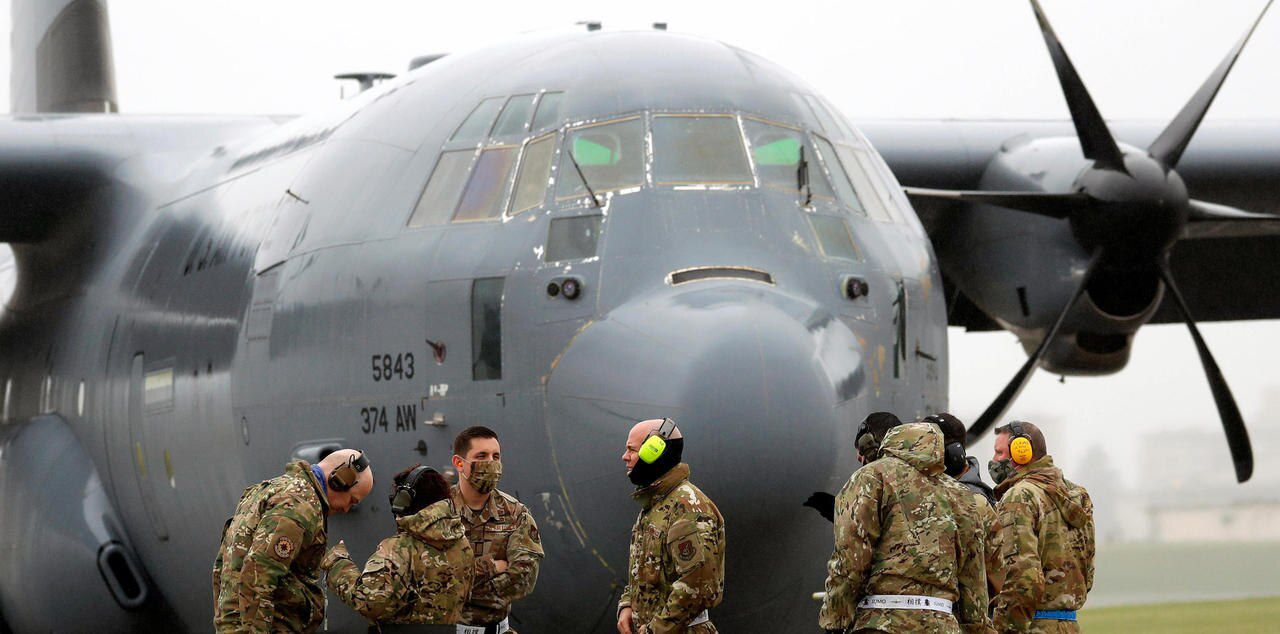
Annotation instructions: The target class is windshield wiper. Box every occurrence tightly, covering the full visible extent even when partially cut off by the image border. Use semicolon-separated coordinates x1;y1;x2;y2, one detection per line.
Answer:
568;151;602;208
798;145;812;207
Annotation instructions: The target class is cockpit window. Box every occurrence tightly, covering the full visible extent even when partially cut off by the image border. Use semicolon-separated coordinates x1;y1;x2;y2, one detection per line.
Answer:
532;92;564;132
652;115;753;186
812;135;866;215
809;215;860;261
742;118;834;198
451;97;504;143
509;133;556;215
453;146;518;222
556;117;645;199
493;94;537;138
408;149;474;227
835;144;895;223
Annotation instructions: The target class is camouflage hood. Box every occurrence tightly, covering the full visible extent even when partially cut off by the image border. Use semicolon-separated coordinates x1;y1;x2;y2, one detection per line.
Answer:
396;499;466;549
995;455;1089;529
879;422;945;477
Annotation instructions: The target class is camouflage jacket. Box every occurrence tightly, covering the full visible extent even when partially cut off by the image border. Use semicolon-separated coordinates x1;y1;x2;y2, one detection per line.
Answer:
992;456;1095;634
618;463;725;634
326;499;474;624
449;485;544;624
213;460;328;633
819;423;990;634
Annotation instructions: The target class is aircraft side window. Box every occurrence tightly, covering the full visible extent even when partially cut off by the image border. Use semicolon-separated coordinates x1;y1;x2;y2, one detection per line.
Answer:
811;135;866;216
407;149;476;227
861;142;919;228
555;117;645;200
493;94;537;138
532;91;565;132
651;115;753;186
808;214;861;261
835;144;895;223
471;277;505;381
804;95;841;138
453;146;519;222
545;215;603;262
742;118;834;198
144;365;174;411
819;96;858;140
451;97;505;143
509;134;557;216
790;93;824;132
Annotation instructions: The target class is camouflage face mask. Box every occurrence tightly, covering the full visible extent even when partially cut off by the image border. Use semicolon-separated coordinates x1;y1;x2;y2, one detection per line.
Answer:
988;458;1015;485
465;459;502;494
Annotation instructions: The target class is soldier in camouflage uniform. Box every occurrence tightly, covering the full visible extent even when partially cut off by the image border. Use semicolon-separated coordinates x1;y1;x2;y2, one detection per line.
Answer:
932;413;1003;597
449;426;544;633
617;418;725;634
323;465;474;628
820;422;991;634
989;422;1095;633
213;448;374;633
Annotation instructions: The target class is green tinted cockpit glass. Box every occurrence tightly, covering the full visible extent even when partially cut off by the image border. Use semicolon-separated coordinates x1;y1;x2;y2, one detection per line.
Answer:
742;119;834;197
451;97;504;143
573;137;619;166
556;118;645;199
755;138;800;165
652;115;752;185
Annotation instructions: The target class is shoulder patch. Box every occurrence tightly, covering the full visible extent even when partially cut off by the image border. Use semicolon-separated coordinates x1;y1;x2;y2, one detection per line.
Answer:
529;523;540;543
274;535;296;560
677;539;696;562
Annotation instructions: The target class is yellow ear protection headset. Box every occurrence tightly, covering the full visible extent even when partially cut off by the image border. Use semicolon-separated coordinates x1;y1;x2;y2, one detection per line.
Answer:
638;418;677;464
389;465;433;515
328;451;370;492
1008;421;1035;466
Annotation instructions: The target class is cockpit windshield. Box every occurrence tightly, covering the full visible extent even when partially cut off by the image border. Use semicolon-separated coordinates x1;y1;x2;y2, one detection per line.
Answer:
652;115;752;186
742;118;834;198
556;117;645;199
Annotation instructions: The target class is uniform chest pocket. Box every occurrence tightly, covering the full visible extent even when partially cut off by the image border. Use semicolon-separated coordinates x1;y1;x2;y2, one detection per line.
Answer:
636;527;664;585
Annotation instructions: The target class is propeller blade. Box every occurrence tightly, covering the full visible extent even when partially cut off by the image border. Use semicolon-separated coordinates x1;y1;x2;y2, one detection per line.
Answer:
1187;198;1280;222
1148;0;1274;168
966;249;1103;445
1158;266;1254;482
1027;0;1128;173
904;187;1090;220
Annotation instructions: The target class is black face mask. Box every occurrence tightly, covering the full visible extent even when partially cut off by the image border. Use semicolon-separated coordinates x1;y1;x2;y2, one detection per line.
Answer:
944;441;968;477
628;438;683;487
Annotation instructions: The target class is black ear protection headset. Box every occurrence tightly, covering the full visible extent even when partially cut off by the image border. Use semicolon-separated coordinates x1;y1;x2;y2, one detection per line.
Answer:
328;451;370;492
1008;421;1036;466
855;418;879;460
389;465;435;516
923;414;968;476
637;417;677;465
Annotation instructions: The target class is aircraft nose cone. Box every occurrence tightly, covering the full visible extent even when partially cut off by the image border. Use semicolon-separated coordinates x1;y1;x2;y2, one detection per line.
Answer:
542;282;864;630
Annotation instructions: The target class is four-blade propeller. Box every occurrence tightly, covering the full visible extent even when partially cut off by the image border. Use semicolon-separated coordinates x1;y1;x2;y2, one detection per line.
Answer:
914;0;1276;482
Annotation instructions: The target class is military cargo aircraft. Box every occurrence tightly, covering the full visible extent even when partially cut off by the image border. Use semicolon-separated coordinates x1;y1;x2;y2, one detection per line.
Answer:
1;0;1277;631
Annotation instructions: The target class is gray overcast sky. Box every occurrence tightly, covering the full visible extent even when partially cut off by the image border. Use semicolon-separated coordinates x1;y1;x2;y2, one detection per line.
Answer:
2;0;1277;488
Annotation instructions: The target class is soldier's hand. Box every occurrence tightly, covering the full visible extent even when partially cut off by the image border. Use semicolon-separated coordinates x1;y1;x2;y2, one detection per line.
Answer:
493;559;509;574
803;492;836;522
321;540;350;570
616;606;634;634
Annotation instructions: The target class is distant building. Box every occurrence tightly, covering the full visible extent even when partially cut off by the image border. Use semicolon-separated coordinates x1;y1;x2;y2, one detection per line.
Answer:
1136;404;1280;543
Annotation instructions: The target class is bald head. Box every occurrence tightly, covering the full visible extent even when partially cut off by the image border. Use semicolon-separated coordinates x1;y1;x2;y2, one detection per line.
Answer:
317;449;374;515
622;418;683;472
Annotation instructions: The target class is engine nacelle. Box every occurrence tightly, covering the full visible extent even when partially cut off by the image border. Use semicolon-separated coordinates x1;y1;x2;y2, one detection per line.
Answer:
941;137;1166;376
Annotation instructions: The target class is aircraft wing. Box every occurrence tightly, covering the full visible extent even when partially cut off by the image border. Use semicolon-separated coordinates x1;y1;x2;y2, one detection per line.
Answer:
860;118;1280;329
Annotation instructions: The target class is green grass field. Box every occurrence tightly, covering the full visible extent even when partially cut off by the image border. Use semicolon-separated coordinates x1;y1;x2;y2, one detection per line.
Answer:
1080;596;1280;633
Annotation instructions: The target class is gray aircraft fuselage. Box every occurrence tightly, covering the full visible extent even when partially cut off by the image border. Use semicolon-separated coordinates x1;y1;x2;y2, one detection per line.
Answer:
0;31;947;632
